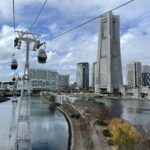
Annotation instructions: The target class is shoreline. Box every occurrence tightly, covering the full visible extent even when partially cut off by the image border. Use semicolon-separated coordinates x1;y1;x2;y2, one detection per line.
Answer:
57;107;73;150
0;97;10;103
68;94;150;101
40;97;73;150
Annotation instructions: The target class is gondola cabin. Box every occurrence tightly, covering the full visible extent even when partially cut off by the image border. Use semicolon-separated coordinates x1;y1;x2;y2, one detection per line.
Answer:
11;59;18;70
38;49;47;63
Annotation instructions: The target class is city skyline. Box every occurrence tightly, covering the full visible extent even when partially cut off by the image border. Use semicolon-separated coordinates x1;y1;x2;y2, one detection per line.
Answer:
0;0;150;84
1;1;150;150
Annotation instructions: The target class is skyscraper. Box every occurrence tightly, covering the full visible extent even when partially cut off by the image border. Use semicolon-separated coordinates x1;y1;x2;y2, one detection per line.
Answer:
142;65;150;86
76;62;89;90
95;12;122;93
127;61;142;87
92;62;97;88
58;74;70;91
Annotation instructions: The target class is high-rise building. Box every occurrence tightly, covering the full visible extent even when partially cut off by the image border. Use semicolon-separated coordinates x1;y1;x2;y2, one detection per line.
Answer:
58;74;70;92
142;65;150;86
127;61;142;87
95;12;122;93
92;62;97;88
17;68;69;92
76;62;89;90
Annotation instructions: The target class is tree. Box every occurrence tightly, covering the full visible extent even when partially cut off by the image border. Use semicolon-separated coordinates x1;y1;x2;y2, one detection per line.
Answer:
108;118;141;150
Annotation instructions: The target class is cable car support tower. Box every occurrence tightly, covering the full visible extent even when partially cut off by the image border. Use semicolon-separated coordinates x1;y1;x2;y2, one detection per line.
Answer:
11;31;47;150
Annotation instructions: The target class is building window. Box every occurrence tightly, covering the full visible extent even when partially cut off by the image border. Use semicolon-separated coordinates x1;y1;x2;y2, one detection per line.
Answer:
102;21;107;38
112;20;116;38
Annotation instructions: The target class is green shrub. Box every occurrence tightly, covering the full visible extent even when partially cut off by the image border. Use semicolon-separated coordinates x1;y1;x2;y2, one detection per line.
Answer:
103;129;111;137
71;113;81;119
71;114;75;118
98;102;105;107
75;113;81;119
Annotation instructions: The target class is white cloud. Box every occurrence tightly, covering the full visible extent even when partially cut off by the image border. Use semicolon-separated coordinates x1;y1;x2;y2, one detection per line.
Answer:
1;0;150;25
60;52;73;64
0;26;14;62
1;0;150;84
42;32;98;83
48;23;60;34
121;20;150;83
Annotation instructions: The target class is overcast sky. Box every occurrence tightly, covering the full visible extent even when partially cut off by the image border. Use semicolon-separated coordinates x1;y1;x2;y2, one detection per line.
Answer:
0;0;150;84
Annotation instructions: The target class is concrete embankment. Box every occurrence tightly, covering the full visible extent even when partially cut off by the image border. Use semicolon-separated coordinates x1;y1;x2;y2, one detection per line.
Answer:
41;93;92;150
57;107;74;150
0;97;10;102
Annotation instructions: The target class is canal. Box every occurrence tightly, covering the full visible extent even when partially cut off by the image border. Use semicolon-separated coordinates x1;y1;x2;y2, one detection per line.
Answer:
96;98;150;132
1;96;150;149
0;97;69;150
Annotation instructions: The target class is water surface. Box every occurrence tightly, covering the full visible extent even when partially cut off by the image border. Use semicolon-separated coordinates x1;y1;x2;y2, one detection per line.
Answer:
96;98;150;132
0;97;69;150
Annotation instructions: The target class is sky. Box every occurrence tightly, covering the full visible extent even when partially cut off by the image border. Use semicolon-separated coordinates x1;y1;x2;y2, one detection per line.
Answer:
0;0;150;84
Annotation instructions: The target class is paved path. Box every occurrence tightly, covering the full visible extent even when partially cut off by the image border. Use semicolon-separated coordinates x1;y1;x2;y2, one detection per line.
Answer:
90;121;112;150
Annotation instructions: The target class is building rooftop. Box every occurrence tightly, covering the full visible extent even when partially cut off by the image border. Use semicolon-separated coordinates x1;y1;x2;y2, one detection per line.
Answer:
30;67;58;73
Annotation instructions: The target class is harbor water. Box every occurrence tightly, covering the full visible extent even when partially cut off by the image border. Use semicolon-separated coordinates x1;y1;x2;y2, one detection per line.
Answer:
0;97;69;150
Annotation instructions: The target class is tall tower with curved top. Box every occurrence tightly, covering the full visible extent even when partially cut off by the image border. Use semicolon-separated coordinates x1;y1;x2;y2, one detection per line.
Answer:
95;12;122;93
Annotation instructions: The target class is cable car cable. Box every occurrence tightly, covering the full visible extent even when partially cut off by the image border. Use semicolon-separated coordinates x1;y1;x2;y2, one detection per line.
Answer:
49;0;134;41
12;0;16;34
28;0;48;31
12;0;17;56
126;9;150;24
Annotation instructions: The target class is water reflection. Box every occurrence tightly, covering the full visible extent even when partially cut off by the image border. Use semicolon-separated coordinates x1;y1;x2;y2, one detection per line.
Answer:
0;97;69;150
0;100;12;150
96;98;150;128
31;97;69;150
106;99;123;117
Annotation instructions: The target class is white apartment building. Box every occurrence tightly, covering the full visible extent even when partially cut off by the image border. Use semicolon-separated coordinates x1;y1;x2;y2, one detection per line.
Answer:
17;68;69;92
29;68;58;91
127;61;142;87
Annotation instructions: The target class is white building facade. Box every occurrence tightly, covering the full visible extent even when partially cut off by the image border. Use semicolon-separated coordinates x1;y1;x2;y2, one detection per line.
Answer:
92;62;97;88
29;68;58;91
17;68;70;92
127;61;142;87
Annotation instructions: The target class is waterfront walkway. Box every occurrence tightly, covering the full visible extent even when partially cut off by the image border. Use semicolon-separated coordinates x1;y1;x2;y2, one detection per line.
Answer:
71;103;112;150
90;121;112;150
